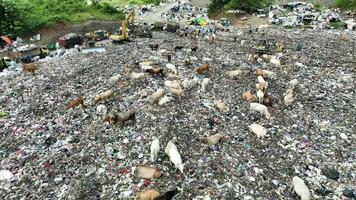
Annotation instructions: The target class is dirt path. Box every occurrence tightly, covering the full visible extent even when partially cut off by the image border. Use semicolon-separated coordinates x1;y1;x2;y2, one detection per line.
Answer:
190;0;209;8
33;20;120;45
34;1;210;44
136;1;179;23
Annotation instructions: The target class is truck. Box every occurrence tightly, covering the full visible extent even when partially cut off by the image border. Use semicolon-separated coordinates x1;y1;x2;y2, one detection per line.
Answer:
153;21;165;31
166;22;180;32
0;57;12;72
1;45;49;63
16;45;49;63
58;33;83;48
255;39;276;54
85;30;109;41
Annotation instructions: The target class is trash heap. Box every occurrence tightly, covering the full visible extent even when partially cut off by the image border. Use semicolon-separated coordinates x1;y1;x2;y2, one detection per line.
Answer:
161;1;208;24
0;22;355;200
125;4;154;17
268;2;352;29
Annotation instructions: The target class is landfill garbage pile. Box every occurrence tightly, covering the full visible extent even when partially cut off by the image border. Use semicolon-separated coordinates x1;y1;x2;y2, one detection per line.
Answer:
160;1;208;23
268;2;352;29
125;4;155;17
59;33;82;41
135;0;210;27
268;2;353;30
0;27;355;200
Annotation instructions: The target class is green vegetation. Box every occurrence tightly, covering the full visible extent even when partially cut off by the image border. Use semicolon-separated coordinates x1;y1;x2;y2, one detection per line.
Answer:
142;0;160;4
334;0;356;10
207;0;229;16
0;0;126;36
329;21;346;29
314;2;322;12
208;0;274;16
103;0;160;6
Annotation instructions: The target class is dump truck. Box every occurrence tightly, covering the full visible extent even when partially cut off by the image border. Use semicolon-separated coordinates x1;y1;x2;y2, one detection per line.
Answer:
85;30;109;41
21;46;49;58
166;22;180;32
153;21;165;31
58;33;83;48
255;39;276;54
1;45;49;63
0;57;12;72
17;45;49;63
302;14;316;25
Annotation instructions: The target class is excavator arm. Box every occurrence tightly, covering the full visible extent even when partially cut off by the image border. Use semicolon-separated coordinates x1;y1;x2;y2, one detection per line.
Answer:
111;11;135;42
121;11;135;37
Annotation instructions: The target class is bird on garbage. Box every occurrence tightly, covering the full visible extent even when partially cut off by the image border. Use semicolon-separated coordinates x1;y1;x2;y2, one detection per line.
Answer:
165;63;177;75
174;45;184;51
256;68;264;77
135;166;161;179
150;137;160;162
284;88;294;106
135;189;160;200
255;83;264;91
249;124;267;138
151;88;165;103
292;176;311;200
263;95;272;107
165;141;184;173
226;69;242;78
22;63;38;75
288;79;299;90
257;76;266;89
145;67;164;76
250;103;271;119
203;133;224;145
93;90;113;105
294;44;303;51
164;80;181;90
257;89;264;104
195;64;209;74
131;72;147;80
149;43;159;50
168;87;183;97
184;58;191;66
191;46;198;52
182;76;199;89
103;115;119;125
207;117;219;129
262;69;276;79
158;95;173;106
256;68;275;79
153;189;180;200
65;97;84;110
201;78;210;92
123;64;130;74
243;91;257;102
117;110;136;126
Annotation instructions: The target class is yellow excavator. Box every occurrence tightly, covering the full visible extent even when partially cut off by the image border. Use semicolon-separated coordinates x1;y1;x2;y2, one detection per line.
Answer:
110;11;135;42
